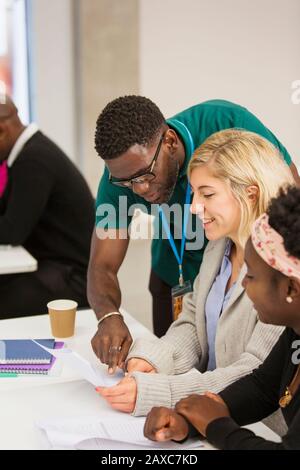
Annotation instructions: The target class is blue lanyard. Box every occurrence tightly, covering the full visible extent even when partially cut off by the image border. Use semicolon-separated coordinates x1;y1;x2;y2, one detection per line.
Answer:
158;121;194;285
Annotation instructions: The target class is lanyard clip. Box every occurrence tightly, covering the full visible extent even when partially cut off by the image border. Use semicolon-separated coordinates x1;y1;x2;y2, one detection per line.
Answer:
179;264;184;286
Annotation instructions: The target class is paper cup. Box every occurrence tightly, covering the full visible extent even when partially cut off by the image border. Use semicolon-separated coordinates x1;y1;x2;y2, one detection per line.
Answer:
47;299;78;338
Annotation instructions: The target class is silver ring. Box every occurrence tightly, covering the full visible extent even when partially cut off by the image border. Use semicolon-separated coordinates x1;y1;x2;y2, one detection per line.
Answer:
109;345;122;352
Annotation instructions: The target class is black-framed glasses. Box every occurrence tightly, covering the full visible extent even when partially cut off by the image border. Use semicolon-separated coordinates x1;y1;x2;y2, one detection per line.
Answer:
109;134;164;188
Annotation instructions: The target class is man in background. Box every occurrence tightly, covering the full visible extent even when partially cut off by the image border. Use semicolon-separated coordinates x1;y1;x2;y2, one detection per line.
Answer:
0;96;95;318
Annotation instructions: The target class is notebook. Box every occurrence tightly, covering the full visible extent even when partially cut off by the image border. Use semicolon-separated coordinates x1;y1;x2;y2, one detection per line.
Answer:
0;342;64;374
0;339;55;364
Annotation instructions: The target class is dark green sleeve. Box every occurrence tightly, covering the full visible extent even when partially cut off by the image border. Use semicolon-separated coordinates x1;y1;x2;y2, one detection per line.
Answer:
95;168;136;230
240;109;292;165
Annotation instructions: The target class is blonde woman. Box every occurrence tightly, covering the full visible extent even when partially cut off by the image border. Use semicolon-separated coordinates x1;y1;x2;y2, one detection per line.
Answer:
96;130;294;428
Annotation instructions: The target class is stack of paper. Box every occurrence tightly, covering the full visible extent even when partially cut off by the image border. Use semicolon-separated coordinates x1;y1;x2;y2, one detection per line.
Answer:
30;343;204;450
37;414;204;450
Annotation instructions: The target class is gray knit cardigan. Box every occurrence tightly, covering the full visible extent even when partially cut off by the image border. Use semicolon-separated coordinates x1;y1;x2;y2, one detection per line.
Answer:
127;238;285;433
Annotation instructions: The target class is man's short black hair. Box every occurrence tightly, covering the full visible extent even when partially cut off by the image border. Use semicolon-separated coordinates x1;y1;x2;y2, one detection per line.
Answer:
268;186;300;258
95;95;166;160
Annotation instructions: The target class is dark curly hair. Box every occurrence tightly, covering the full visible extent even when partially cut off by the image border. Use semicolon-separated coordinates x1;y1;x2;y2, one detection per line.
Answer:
268;186;300;258
95;95;166;160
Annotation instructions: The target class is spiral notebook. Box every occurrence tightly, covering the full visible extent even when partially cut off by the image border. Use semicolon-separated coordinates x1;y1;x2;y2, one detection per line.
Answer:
0;339;55;364
0;342;64;374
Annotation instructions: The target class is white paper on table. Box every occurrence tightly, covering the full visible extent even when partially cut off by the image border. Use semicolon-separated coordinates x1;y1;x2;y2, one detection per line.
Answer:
36;414;204;450
31;339;123;387
76;437;204;451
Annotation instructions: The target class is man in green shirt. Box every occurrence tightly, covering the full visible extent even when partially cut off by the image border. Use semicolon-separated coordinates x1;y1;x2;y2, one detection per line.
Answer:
88;96;299;373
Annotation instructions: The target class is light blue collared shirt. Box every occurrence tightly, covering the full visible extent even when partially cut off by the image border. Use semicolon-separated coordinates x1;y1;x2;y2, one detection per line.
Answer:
205;240;236;371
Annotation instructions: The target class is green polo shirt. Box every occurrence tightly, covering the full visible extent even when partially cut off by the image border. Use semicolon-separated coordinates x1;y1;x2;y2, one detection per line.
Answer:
95;99;292;288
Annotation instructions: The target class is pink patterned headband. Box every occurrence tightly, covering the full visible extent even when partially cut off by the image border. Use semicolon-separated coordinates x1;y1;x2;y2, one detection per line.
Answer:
251;213;300;281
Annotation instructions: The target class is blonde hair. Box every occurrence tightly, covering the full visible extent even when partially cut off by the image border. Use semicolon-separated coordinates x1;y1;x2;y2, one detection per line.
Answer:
188;129;294;247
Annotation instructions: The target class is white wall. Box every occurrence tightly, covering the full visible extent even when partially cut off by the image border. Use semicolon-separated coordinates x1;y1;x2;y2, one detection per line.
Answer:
76;0;139;193
140;0;300;164
27;0;300;172
29;0;77;161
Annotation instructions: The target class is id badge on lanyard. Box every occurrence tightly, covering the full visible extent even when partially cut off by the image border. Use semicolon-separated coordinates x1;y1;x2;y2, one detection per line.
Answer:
171;271;192;321
167;120;195;320
159;121;195;321
159;188;193;321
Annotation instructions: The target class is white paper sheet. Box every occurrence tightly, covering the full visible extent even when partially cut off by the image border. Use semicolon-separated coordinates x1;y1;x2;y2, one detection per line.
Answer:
37;414;204;450
31;339;123;387
76;437;204;450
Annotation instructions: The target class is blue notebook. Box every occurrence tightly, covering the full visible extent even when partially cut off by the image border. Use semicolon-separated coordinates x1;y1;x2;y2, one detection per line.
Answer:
0;339;55;364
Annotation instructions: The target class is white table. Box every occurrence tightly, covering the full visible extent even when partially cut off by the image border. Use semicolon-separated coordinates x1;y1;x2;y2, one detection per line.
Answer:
0;246;37;274
0;309;280;450
0;308;156;450
0;308;153;392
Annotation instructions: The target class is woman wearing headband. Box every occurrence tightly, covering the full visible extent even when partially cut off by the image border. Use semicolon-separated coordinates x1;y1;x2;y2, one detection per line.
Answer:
96;130;293;432
144;186;300;449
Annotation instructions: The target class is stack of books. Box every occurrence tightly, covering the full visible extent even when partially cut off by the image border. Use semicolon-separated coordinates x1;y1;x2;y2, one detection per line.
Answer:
0;339;64;376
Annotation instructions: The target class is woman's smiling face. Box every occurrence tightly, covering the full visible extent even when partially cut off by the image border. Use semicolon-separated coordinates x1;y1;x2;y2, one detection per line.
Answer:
189;165;241;242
